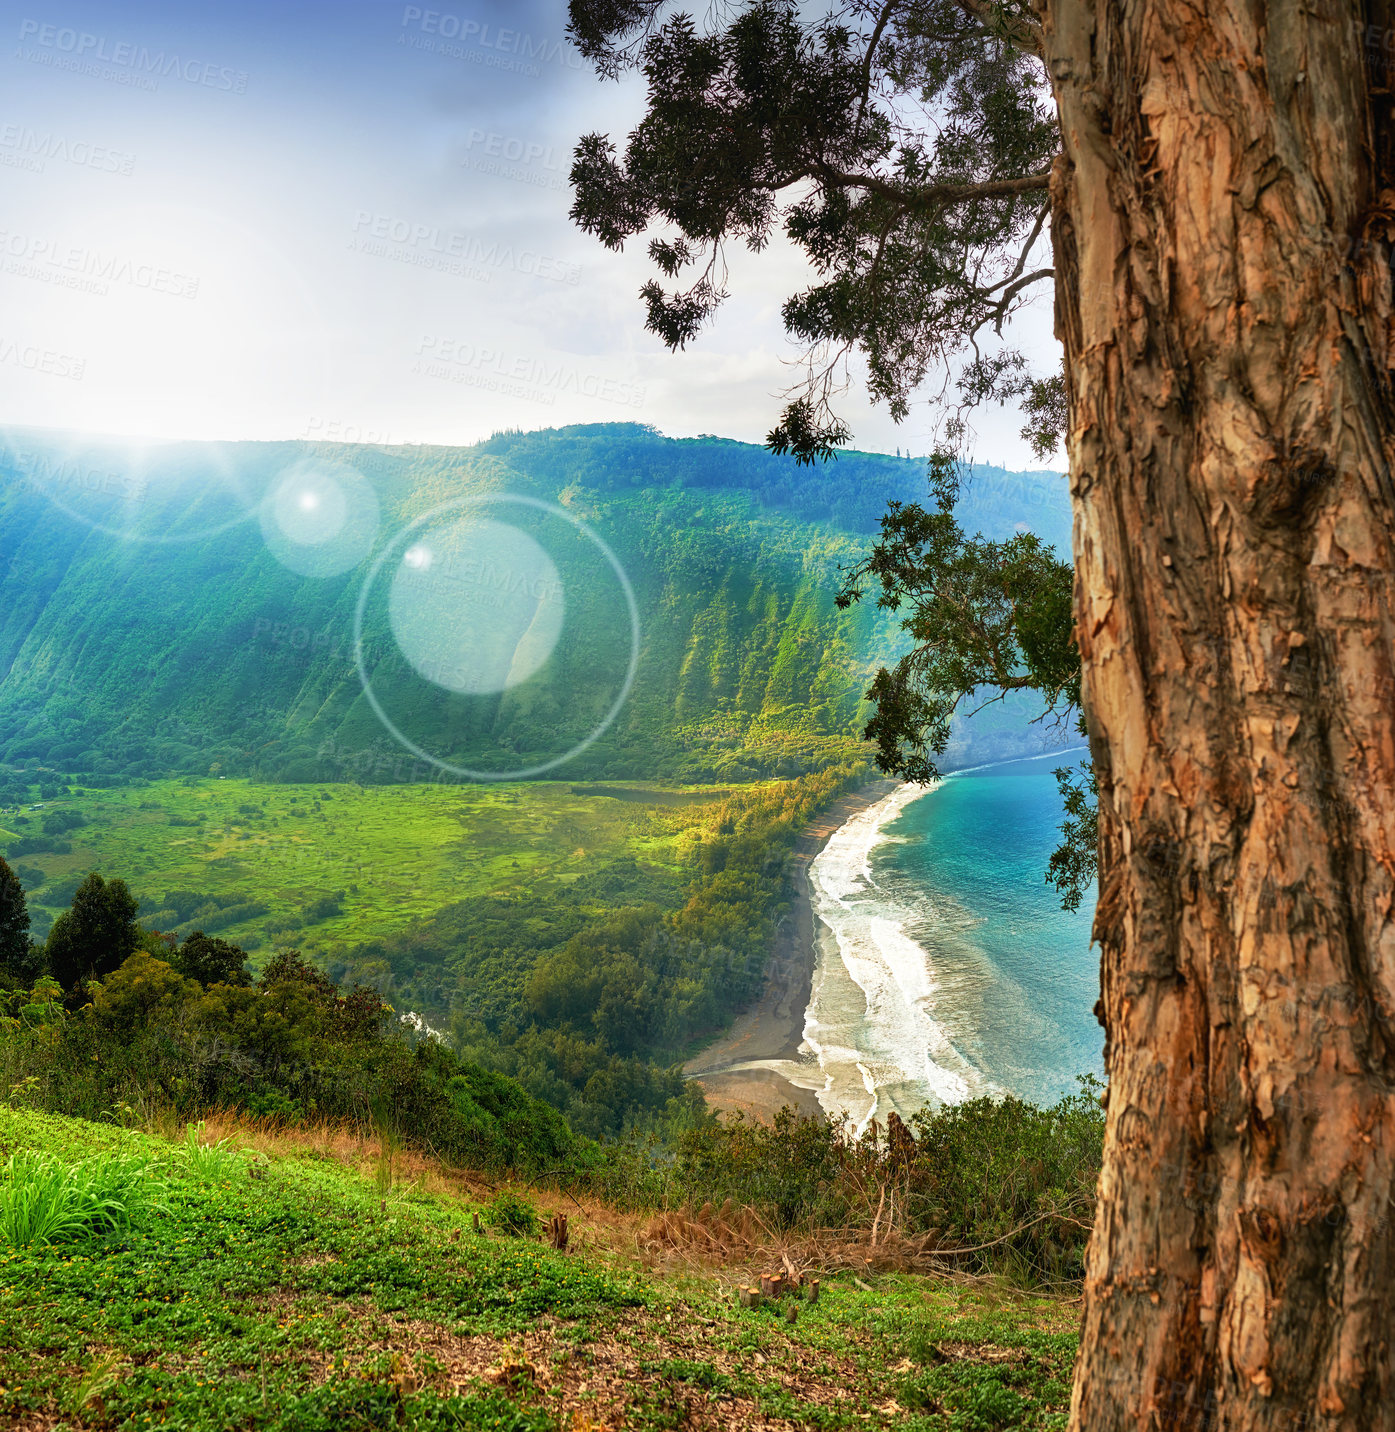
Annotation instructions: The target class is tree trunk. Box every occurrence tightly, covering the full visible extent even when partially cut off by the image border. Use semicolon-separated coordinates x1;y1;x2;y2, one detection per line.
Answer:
1043;1;1395;1426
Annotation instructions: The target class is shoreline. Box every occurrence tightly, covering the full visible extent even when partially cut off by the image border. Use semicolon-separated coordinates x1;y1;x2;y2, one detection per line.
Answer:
685;777;900;1123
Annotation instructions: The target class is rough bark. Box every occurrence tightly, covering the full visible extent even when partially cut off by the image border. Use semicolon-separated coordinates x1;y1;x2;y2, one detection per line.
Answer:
1043;0;1395;1427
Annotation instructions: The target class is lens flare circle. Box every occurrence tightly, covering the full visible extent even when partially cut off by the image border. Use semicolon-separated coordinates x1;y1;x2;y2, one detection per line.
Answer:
260;458;379;578
354;494;640;782
388;517;565;696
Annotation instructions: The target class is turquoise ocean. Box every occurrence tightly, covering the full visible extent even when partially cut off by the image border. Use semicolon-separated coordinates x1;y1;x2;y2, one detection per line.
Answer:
778;752;1102;1129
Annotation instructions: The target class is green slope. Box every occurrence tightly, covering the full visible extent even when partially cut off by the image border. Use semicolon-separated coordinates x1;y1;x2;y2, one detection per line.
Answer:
0;1105;1080;1432
0;424;1071;787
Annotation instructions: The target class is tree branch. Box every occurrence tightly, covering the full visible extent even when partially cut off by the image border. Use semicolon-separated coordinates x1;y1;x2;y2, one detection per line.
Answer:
1002;201;1051;287
856;1;900;134
990;267;1055;333
811;162;1052;211
948;0;1044;60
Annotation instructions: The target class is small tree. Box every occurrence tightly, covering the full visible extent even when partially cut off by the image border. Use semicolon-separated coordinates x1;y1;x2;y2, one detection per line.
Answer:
46;871;140;994
0;856;33;982
260;947;338;1000
175;931;252;988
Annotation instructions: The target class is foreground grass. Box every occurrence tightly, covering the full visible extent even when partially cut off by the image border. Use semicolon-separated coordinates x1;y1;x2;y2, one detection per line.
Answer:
0;1107;1078;1431
0;777;736;954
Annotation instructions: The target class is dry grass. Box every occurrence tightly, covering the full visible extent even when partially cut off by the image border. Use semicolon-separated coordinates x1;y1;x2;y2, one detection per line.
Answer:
173;1107;660;1266
195;1108;403;1168
189;1108;493;1197
170;1111;1063;1299
637;1198;989;1284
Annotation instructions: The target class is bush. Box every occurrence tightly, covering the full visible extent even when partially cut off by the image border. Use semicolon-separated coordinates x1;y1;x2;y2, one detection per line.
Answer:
156;890;218;922
40;811;85;836
302;893;344;923
191;901;269;935
666;1079;1105;1284
446;1063;577;1171
485;1190;538;1238
245;1087;301;1122
904;1077;1105;1281
5;837;71;858
1;953;591;1180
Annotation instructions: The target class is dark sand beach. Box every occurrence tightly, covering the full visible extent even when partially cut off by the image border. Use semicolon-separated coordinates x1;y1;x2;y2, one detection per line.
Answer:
685;779;899;1123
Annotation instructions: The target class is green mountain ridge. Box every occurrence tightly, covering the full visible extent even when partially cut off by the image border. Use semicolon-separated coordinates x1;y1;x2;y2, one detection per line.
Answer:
0;423;1073;788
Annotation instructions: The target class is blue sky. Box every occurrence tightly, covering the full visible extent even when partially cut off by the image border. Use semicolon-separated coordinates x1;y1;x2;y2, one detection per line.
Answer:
0;0;1059;464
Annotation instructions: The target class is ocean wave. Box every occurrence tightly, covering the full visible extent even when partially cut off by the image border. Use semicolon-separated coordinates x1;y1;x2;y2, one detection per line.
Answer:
800;782;988;1132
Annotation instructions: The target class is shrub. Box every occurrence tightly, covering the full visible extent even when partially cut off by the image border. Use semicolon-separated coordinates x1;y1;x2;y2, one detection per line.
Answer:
5;837;72;857
667;1078;1105;1284
1;954;591;1181
40;811;86;836
485;1189;538;1237
191;901;268;935
87;952;199;1034
904;1077;1105;1282
446;1064;576;1170
157;890;218;922
302;893;344;923
0;977;64;1029
245;1087;301;1122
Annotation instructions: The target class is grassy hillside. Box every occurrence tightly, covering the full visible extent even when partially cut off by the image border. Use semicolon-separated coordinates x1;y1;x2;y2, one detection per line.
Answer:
0;424;1072;787
0;1105;1080;1431
0;776;732;951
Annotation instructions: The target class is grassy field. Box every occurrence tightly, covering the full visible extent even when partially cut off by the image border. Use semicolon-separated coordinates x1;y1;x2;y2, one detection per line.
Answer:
0;1106;1080;1431
0;778;737;958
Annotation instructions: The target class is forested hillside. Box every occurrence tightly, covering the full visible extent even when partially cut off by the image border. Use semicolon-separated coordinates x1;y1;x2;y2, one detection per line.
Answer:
0;424;1070;788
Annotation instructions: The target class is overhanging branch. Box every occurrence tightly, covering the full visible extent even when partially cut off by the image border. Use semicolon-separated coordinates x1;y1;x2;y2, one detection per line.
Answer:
811;163;1052;211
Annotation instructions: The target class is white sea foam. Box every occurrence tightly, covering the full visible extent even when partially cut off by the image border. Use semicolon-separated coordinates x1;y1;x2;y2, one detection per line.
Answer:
797;782;988;1132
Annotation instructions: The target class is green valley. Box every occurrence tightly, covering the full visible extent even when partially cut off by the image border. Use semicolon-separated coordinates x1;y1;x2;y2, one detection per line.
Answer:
0;424;1076;1140
0;759;871;1137
0;776;733;952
